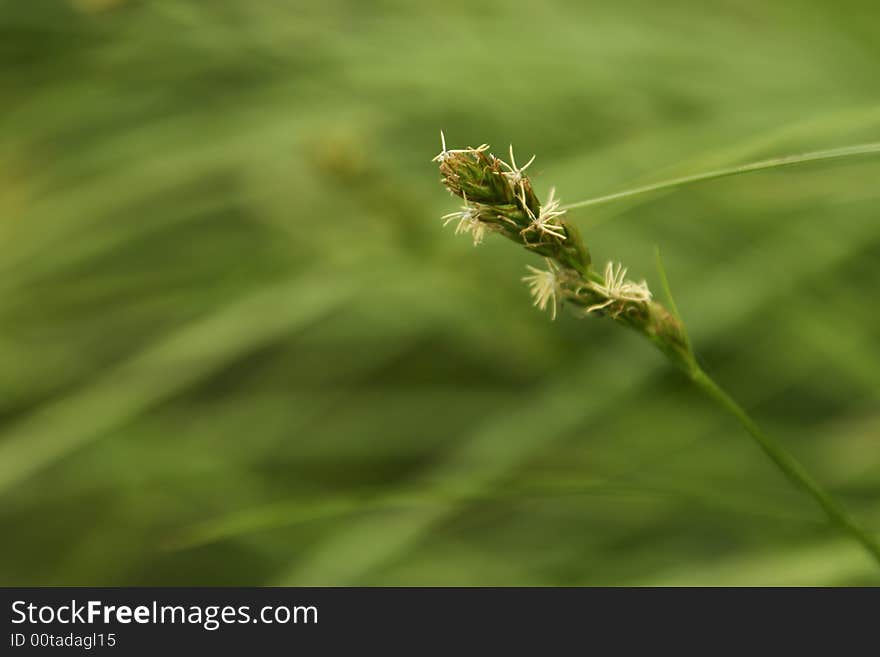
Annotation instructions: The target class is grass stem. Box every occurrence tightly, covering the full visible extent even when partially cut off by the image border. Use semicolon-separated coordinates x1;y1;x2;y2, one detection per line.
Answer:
687;364;880;568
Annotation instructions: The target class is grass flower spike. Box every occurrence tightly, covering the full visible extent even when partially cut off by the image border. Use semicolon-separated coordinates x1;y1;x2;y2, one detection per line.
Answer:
433;133;691;369
433;134;880;568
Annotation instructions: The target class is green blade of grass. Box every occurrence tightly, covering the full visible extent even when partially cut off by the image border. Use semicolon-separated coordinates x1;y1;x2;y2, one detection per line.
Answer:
563;142;880;211
0;273;355;495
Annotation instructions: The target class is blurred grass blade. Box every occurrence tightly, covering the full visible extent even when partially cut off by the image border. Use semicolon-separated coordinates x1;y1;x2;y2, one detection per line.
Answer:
644;538;876;586
0;274;354;494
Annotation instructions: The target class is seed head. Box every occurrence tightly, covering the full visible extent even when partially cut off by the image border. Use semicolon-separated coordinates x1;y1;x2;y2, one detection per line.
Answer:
433;134;689;367
434;133;590;272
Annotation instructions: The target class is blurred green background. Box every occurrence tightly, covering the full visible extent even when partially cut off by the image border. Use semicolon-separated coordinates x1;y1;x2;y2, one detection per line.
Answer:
2;0;879;586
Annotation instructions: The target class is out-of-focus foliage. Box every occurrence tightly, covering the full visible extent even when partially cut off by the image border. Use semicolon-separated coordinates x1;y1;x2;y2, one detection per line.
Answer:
1;0;878;585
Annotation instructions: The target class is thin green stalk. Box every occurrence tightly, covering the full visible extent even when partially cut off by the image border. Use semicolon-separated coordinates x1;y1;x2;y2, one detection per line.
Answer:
654;251;880;567
563;142;880;211
688;364;880;567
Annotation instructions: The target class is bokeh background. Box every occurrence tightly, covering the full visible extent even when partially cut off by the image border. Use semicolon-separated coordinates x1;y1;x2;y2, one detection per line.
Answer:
2;0;879;586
